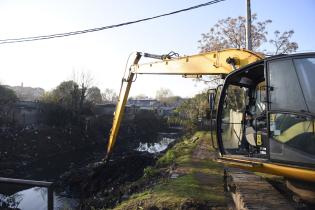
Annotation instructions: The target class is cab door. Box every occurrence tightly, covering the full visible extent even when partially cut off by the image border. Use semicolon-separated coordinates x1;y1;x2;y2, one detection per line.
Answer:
267;56;315;167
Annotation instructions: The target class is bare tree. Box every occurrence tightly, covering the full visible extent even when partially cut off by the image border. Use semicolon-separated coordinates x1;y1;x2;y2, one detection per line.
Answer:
269;30;298;55
155;88;173;101
198;14;298;55
198;14;272;52
197;15;271;87
197;14;298;86
102;88;118;103
71;70;94;110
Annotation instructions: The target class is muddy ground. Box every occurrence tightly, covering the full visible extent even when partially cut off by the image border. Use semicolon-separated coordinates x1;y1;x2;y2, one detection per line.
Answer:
0;110;176;209
0;110;168;178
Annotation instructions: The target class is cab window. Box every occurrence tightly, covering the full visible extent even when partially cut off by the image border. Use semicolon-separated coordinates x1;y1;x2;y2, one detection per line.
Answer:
268;59;307;112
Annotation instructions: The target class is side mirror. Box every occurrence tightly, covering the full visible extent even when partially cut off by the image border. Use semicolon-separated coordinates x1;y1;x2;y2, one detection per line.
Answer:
208;85;222;111
209;92;215;111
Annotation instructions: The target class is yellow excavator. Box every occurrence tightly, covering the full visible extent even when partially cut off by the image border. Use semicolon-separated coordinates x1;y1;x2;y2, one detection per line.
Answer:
106;48;315;200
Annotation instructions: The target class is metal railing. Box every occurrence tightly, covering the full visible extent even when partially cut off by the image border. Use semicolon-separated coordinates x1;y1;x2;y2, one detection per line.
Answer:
0;177;54;210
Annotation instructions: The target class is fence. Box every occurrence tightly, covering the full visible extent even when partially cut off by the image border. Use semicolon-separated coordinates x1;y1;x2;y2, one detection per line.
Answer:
0;177;54;210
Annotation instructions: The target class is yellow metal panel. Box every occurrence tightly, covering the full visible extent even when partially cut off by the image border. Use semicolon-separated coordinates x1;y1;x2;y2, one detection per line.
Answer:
274;121;314;143
131;49;263;75
106;53;142;158
256;131;262;146
270;114;276;122
220;156;315;183
106;73;134;156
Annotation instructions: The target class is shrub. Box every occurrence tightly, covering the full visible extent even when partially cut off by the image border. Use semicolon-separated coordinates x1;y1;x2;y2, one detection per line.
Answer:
157;150;175;167
143;166;158;178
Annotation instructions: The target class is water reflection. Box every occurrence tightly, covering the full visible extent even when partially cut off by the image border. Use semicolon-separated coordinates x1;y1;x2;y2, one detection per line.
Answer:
0;187;78;210
0;192;22;209
136;137;175;153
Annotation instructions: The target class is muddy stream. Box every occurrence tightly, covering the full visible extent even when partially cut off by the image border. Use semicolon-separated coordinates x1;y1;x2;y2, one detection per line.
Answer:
0;132;179;210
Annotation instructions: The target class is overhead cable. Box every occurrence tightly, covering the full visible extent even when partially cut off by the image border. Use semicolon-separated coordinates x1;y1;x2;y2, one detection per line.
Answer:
0;0;225;45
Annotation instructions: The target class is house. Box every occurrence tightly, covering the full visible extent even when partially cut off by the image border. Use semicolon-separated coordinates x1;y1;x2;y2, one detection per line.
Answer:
94;103;137;120
127;99;159;110
13;101;43;126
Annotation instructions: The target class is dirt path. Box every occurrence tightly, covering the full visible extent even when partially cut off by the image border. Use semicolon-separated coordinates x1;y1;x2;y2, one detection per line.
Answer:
192;136;216;160
169;132;231;209
191;136;220;186
191;135;232;209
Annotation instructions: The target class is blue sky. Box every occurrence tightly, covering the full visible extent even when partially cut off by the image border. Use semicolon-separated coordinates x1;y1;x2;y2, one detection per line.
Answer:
0;0;314;97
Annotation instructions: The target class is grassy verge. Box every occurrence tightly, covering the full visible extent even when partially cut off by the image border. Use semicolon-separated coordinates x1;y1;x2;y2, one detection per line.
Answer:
113;131;228;210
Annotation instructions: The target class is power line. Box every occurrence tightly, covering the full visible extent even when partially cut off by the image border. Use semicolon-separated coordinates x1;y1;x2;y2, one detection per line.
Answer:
0;0;225;45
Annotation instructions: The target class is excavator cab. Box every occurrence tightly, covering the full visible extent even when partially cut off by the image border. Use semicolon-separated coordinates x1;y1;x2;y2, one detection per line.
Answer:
213;53;315;170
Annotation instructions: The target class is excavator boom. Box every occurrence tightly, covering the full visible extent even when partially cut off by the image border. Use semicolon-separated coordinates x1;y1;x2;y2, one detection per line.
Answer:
132;49;262;75
106;48;263;157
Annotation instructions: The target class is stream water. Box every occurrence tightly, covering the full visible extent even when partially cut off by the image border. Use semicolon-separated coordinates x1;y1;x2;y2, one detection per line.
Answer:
136;137;175;153
0;147;95;210
136;132;179;153
0;132;179;210
0;187;78;210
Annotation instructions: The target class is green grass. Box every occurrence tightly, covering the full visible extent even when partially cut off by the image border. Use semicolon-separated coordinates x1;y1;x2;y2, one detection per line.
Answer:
156;149;176;167
157;131;205;167
153;174;224;202
143;166;159;178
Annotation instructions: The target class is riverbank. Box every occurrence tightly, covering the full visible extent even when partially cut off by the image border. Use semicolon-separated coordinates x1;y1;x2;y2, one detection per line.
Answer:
108;131;231;210
59;132;181;209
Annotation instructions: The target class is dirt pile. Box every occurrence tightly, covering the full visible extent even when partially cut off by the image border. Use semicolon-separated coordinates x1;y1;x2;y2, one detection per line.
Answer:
56;151;157;209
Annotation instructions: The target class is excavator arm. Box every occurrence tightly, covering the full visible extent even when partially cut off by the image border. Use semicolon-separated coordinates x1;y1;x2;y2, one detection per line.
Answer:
106;48;263;158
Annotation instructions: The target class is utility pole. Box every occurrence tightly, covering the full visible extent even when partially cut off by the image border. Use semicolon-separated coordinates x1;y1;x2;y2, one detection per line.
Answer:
245;0;252;50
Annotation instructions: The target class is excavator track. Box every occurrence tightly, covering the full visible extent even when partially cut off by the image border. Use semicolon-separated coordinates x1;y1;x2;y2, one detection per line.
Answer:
224;168;294;210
